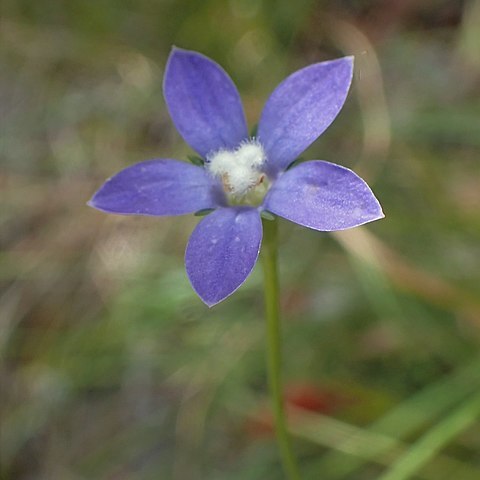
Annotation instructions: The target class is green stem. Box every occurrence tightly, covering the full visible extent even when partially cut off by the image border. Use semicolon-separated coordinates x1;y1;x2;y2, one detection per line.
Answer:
261;217;302;480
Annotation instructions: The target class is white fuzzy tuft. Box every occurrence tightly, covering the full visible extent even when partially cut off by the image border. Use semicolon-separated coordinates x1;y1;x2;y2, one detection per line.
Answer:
207;150;236;176
207;140;266;196
226;165;259;194
235;141;266;168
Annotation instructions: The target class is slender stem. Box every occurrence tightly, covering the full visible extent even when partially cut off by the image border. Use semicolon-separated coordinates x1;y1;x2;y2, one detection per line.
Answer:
261;217;302;480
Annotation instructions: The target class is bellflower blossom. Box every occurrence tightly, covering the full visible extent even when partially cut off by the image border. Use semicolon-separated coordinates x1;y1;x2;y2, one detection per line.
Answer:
89;47;384;306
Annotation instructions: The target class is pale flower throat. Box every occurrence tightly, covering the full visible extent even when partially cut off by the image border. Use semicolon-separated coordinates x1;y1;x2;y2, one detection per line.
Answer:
206;140;268;204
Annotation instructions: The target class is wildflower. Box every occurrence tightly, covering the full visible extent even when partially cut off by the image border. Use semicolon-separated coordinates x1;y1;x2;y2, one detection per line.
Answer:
89;47;383;306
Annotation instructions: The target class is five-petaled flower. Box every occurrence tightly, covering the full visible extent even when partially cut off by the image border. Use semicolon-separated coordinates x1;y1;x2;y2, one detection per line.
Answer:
89;47;384;306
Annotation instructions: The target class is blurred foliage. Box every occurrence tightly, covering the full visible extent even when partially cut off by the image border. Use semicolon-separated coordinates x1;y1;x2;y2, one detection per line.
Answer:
1;0;480;479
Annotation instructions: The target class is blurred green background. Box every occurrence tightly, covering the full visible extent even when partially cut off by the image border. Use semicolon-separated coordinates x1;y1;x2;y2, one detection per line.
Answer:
1;1;480;479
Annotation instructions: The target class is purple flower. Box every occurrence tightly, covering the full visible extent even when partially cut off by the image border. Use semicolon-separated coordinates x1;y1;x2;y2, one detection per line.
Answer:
89;47;384;306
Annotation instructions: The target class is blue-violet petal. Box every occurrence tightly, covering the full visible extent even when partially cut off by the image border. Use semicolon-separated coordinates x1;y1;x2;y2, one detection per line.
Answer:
263;160;384;231
164;47;248;159
185;207;262;306
89;159;225;216
258;56;354;176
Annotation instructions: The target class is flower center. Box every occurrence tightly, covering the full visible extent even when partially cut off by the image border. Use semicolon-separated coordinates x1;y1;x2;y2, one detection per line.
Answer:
206;140;268;203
